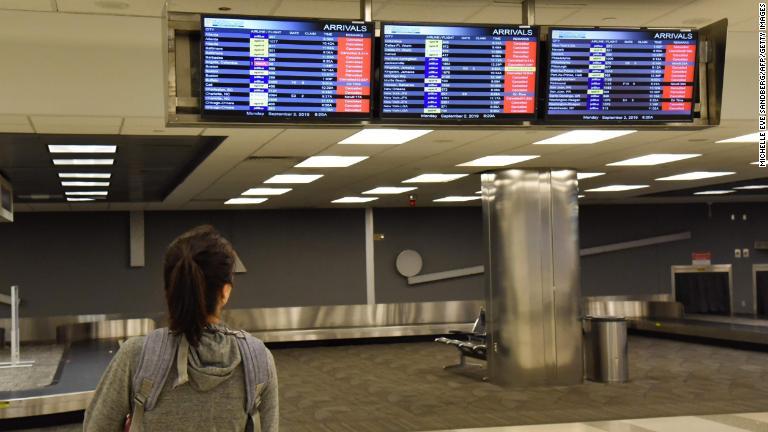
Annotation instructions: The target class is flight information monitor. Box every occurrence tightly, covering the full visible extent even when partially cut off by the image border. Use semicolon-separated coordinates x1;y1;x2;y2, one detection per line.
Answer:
201;16;373;121
380;23;539;121
546;28;698;122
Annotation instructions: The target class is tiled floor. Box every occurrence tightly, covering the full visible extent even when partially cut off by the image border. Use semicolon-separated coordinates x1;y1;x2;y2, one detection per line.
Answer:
426;412;768;432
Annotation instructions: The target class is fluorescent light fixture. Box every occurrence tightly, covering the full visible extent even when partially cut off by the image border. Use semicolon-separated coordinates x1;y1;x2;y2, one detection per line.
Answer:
338;129;432;145
534;130;636;145
434;196;482;202
733;185;768;190
694;190;735;195
225;197;268;205
716;132;759;143
295;156;368;168
585;185;649;192
53;159;114;166
578;194;585;198
58;173;111;179
264;174;323;184
48;145;116;153
65;191;108;196
656;171;735;181
67;198;95;202
241;187;292;196
608;153;701;166
332;197;379;203
402;173;468;183
457;155;539;167
61;181;110;187
363;187;417;195
475;190;482;194
577;172;605;180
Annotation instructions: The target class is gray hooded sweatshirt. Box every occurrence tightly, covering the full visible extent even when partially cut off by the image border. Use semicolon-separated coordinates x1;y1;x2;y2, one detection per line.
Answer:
83;325;278;431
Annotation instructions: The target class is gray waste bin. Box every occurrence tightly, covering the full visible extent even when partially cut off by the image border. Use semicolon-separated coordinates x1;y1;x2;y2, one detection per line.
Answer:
583;316;628;383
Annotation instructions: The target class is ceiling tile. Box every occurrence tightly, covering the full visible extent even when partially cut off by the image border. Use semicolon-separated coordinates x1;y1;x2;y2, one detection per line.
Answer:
56;0;165;17
254;129;362;157
0;0;55;11
122;117;203;136
0;115;33;133
30;116;123;134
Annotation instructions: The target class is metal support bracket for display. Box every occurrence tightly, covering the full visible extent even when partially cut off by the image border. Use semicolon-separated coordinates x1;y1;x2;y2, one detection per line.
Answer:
0;286;34;369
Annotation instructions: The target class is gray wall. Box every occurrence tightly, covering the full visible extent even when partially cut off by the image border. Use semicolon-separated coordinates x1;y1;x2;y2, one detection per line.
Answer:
0;209;367;317
1;202;767;318
373;207;483;303
580;203;768;314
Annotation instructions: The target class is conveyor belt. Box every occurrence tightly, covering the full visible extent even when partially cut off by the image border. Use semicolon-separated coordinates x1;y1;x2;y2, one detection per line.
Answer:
630;317;768;346
0;340;117;419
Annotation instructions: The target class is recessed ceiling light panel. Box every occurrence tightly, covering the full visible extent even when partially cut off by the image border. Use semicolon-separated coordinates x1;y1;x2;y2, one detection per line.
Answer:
577;172;605;180
241;188;292;196
402;173;468;183
65;191;109;196
534;130;636;145
434;196;482;202
58;173;112;179
585;185;649;192
48;145;116;153
656;171;735;181
733;185;768;190
53;159;114;166
264;174;323;184
458;155;539;167
716;132;759;143
363;187;417;195
338;129;432;145
295;156;368;168
332;197;379;203
225;197;268;205
61;181;110;187
608;154;701;166
693;190;735;195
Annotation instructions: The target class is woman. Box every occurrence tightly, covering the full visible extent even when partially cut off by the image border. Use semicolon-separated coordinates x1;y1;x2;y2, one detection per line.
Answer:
84;225;278;431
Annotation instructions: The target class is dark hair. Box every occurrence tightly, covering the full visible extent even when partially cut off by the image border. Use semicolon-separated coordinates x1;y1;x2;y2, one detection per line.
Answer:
163;225;235;346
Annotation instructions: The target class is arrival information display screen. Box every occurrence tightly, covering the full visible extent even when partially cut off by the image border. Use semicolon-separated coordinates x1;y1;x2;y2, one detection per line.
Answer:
201;16;373;121
546;28;697;122
380;23;538;121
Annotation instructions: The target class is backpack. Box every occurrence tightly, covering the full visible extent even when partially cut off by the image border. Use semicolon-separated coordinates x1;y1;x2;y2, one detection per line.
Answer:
126;327;271;432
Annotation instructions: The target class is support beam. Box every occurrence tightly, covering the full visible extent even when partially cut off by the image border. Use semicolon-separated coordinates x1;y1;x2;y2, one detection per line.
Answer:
360;0;373;21
522;0;536;25
365;208;376;305
129;211;145;268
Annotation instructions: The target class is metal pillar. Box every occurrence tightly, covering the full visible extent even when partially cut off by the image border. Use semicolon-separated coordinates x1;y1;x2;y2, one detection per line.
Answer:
481;169;582;387
0;286;34;368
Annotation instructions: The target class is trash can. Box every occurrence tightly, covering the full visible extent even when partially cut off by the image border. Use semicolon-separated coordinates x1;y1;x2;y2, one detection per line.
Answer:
583;316;628;383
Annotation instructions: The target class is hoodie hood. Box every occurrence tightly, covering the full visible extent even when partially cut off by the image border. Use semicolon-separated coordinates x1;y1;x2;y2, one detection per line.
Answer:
180;323;242;392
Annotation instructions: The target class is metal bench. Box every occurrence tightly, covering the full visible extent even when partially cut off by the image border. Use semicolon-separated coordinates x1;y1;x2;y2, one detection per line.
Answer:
435;308;487;380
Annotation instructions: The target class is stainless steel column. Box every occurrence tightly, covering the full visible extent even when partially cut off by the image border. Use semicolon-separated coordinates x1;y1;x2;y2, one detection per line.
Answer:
482;169;582;387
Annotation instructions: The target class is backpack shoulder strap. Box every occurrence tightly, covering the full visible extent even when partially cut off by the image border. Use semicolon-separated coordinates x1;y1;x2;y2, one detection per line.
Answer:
130;327;180;429
233;330;271;416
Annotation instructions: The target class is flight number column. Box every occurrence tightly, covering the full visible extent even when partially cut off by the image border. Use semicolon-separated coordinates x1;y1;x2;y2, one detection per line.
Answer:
249;33;270;112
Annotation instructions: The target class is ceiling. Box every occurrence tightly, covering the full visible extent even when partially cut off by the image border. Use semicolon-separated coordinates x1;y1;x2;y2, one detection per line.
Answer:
0;0;763;211
0;134;222;204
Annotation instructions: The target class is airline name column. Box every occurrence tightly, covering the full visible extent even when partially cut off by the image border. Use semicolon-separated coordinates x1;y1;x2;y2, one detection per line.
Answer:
249;33;270;112
586;41;606;111
424;39;443;114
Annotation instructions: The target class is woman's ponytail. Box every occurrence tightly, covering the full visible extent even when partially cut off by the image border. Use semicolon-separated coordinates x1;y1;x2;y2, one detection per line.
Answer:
163;226;235;347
